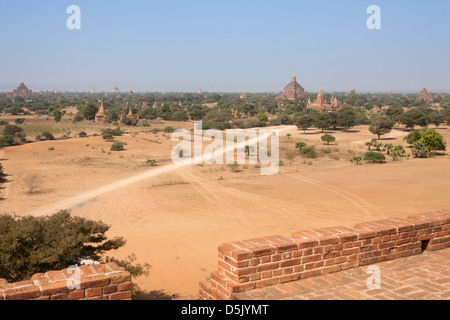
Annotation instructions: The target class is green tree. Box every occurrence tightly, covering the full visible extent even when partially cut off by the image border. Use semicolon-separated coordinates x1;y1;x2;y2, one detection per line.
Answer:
321;134;336;145
412;141;430;158
53;109;62;123
369;116;395;139
314;112;333;133
427;112;445;128
400;109;427;130
82;102;98;121
294;114;314;133
0;211;126;282
385;105;404;123
336;107;356;132
3;124;23;137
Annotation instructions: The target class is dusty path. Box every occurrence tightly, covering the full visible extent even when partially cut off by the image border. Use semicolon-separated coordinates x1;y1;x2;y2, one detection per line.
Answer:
26;126;293;217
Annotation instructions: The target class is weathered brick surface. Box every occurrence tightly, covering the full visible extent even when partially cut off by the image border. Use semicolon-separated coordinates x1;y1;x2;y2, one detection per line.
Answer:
200;211;450;300
0;263;132;301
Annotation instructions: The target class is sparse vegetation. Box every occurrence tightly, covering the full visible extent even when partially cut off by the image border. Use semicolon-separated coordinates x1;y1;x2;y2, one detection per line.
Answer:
110;141;127;151
364;151;386;163
321;134;336;145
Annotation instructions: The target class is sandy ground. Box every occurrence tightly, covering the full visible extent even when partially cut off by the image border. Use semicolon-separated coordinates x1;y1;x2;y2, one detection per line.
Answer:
1;123;450;298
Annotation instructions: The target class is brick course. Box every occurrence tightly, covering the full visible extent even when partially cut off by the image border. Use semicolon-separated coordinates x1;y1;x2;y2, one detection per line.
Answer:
0;263;132;301
199;210;450;300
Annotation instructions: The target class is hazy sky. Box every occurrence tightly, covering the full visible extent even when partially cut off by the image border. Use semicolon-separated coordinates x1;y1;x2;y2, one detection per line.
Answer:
0;0;449;93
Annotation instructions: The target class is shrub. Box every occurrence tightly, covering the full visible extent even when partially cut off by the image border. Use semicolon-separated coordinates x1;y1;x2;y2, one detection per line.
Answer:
364;151;386;163
102;133;114;141
321;134;336;145
164;126;175;133
3;124;23;136
300;146;316;159
79;131;87;138
15;118;25;125
147;159;157;166
0;211;128;282
0;135;14;148
405;129;446;152
111;141;126;151
102;127;123;136
41;132;55;141
412;141;430;158
350;156;362;164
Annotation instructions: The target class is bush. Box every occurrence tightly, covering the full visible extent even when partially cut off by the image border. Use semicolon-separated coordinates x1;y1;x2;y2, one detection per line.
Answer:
350;156;362;164
79;131;87;138
110;141;127;151
102;133;114;141
15;118;25;125
0;135;14;148
147;159;157;166
0;211;126;282
164;126;175;133
364;151;386;163
102;127;123;136
3;124;23;136
300;146;316;159
405;129;446;152
321;134;336;145
412;141;430;158
41;132;55;141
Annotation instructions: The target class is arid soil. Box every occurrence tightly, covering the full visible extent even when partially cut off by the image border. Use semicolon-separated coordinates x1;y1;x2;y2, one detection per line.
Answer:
1;121;450;298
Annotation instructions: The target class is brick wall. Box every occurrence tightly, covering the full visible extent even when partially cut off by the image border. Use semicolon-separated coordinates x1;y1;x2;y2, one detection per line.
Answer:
0;263;132;300
199;210;450;300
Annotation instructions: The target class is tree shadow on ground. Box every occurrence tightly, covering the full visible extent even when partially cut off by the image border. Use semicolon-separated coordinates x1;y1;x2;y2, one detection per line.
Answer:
134;290;178;300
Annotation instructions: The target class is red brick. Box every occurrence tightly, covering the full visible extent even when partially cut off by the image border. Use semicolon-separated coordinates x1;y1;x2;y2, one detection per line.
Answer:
292;237;319;248
86;288;102;297
116;281;133;291
233;267;256;277
39;281;70;296
256;263;279;272
3;285;40;300
230;249;252;261
69;290;85;300
81;274;110;288
45;271;66;282
250;245;275;257
226;282;255;293
280;258;301;268
255;278;279;288
50;293;68;300
322;265;341;274
109;291;132;300
301;269;321;279
302;254;322;263
317;235;339;245
105;262;125;272
279;274;301;283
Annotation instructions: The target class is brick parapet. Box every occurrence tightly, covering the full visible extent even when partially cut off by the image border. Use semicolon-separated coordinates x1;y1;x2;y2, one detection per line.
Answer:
199;210;450;300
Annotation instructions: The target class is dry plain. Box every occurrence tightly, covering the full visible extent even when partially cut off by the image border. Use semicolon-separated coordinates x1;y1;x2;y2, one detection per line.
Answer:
1;118;450;298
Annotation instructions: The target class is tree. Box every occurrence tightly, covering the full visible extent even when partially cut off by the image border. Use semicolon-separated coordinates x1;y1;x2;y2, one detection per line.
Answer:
294;114;314;133
405;129;446;152
369;116;395;139
53;109;62;123
3;124;23;137
400;109;427;130
0;211;126;282
314;112;333;133
427;112;445;128
82;102;98;121
321;134;336;145
336;107;356;132
385;105;404;123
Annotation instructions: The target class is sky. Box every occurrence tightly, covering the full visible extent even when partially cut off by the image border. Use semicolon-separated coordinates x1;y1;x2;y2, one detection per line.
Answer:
0;0;449;93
